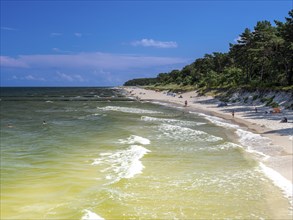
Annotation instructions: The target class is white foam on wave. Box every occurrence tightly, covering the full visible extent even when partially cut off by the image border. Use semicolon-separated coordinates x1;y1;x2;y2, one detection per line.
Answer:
97;106;161;114
177;142;242;153
145;101;172;107
259;162;293;209
194;112;239;129
118;135;150;145
212;142;243;151
77;113;101;120
81;209;104;220
158;124;222;142
92;145;151;184
141;116;205;126
235;129;271;159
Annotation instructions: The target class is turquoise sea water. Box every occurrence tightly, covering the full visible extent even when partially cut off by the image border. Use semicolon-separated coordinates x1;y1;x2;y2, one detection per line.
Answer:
0;87;291;219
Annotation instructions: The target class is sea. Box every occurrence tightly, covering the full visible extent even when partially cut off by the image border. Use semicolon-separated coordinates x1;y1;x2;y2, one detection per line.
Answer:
0;87;292;220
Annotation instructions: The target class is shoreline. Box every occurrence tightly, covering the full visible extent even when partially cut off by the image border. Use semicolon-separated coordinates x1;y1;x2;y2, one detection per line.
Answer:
121;86;293;207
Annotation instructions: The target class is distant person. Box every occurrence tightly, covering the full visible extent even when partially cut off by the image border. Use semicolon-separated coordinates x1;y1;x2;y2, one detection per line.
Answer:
280;117;287;123
232;110;235;118
255;107;258;113
184;100;188;107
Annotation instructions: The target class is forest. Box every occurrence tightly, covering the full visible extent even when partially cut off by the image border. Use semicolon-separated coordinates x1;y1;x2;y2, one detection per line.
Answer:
124;10;293;90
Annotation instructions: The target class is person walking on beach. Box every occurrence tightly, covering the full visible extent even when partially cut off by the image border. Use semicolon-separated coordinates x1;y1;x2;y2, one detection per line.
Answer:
232;110;235;118
184;100;188;107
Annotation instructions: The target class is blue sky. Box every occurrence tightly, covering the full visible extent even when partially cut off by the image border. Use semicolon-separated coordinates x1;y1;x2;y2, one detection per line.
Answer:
0;0;292;86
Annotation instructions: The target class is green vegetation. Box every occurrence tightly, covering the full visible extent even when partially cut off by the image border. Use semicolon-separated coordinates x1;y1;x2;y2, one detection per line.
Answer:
124;10;293;91
144;84;196;92
124;78;157;86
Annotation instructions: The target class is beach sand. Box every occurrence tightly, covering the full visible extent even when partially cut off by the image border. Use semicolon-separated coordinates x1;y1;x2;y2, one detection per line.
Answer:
122;87;293;186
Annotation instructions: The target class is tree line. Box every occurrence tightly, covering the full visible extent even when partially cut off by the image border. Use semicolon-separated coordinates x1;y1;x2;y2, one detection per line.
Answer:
124;10;293;89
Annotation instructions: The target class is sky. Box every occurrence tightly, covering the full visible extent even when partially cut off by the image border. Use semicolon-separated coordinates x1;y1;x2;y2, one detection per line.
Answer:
0;0;292;87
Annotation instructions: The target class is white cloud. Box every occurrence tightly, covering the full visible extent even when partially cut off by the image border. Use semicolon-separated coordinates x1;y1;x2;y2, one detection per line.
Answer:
25;75;35;80
57;72;74;81
52;48;72;53
57;71;86;82
1;26;17;31
0;56;29;68
131;39;178;48
50;32;63;37
2;52;188;85
74;32;82;37
52;48;61;52
24;75;45;81
12;74;45;81
0;52;187;70
93;69;121;83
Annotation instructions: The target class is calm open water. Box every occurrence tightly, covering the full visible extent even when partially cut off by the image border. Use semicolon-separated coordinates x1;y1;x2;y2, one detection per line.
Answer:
0;87;291;219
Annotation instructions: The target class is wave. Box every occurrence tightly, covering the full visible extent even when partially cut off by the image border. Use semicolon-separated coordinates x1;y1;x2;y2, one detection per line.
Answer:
194;112;275;158
118;135;150;145
35;108;78;113
194;112;239;129
235;129;272;159
175;142;242;153
141;116;205;126
76;113;101;120
144;100;173;107
81;209;104;220
259;163;293;209
97;106;161;114
210;142;242;151
92;145;151;184
158;124;222;142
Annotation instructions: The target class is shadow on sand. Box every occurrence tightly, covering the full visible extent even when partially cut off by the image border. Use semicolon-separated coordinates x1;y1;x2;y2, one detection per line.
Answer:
194;97;293;136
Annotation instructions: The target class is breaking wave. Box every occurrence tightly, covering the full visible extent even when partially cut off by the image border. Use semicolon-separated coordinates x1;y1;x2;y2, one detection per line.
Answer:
158;124;222;142
92;145;151;184
81;209;104;220
97;106;161;114
259;163;293;210
118;135;150;145
195;112;240;129
141;116;205;126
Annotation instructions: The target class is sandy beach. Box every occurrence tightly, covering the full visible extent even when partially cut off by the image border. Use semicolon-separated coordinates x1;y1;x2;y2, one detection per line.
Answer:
122;87;293;187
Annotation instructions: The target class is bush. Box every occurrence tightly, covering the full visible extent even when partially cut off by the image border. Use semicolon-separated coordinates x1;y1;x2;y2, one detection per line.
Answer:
270;102;279;108
265;96;275;106
252;95;259;101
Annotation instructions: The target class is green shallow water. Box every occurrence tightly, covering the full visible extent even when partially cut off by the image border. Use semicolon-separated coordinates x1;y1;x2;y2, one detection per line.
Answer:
0;87;291;219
